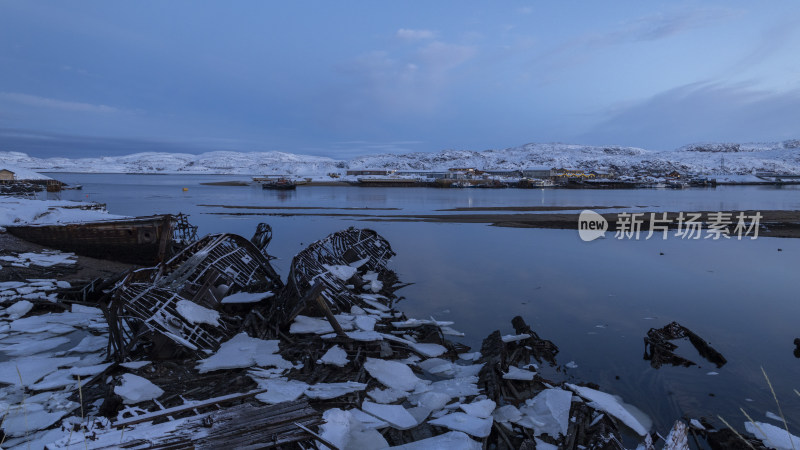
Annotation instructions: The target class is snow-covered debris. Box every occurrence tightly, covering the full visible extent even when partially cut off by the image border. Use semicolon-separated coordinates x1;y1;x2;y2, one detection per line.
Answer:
114;373;164;404
219;291;274;304
175;299;220;327
566;383;651;436
196;332;294;372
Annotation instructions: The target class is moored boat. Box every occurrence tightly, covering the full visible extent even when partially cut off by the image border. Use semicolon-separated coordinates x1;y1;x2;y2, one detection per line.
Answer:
261;177;297;190
5;215;178;265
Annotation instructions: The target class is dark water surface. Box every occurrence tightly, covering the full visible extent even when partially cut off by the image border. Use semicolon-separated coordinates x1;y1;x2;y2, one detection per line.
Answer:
47;173;800;431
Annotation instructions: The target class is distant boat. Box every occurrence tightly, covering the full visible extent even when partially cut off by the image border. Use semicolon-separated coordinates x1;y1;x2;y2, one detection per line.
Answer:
261;177;296;190
5;215;178;265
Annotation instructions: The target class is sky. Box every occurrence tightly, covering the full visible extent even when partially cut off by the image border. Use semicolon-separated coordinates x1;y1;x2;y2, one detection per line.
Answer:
1;1;799;158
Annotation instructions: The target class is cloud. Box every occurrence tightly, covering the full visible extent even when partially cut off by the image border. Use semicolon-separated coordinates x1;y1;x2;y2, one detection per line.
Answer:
335;40;476;116
536;8;739;75
591;9;737;46
396;28;436;41
579;82;800;149
0;92;120;113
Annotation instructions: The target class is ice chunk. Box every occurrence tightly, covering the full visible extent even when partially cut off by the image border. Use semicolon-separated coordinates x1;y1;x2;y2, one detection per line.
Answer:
362;401;418;430
423;376;480;398
364;358;429;392
175;300;220;327
566;383;650;436
346;330;383;341
70;363;113;377
323;264;358;281
355;315;377;332
458;352;481;361
351;408;388;429
391;431;481;449
254;378;309;404
416;391;451;411
409;342;447;358
120;361;151;370
2;401;73;437
460;399;496;418
502;333;531;343
565;361;578;369
503;366;536;381
68;335;108;353
493;405;522;423
197;333;293;373
520;388;572;438
319;408;352;450
30;369;76;391
745;421;800;449
349;257;370;268
5;300;33;319
305;381;367;400
0;356;80;386
220;291;274;304
535;438;558;450
0;335;70;356
429;412;493;438
367;387;408;404
114;373;164;404
290;315;334;334
319;345;349;367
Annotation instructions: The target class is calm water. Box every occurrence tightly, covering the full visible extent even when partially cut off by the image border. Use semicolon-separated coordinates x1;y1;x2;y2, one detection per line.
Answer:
46;173;800;431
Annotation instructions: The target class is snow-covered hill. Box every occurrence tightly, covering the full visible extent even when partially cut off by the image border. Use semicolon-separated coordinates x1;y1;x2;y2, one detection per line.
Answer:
1;140;799;178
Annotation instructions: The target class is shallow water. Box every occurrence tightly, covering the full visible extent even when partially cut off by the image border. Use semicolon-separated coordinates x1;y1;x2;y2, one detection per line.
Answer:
45;173;800;431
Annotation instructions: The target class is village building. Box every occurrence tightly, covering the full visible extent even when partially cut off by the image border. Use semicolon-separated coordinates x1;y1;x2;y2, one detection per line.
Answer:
0;169;16;182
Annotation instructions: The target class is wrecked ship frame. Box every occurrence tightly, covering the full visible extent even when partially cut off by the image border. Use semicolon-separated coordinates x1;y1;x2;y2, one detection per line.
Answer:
282;227;396;316
107;226;283;360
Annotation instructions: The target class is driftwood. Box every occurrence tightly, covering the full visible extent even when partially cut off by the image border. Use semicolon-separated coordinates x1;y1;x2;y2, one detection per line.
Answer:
643;321;727;369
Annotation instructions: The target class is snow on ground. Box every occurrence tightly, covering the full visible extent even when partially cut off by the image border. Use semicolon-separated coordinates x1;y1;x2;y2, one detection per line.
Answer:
0;197;125;226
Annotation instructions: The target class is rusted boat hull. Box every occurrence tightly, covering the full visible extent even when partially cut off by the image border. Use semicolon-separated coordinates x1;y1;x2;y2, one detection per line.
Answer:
5;215;176;265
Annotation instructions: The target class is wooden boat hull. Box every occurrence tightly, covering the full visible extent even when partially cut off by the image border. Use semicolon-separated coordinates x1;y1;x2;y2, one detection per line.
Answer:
262;183;296;190
6;215;176;265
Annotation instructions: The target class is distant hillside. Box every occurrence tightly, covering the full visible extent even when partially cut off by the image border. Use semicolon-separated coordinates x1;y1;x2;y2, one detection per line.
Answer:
1;139;799;178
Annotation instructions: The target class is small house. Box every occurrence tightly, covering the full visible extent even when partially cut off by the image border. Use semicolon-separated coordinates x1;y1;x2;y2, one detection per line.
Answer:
0;169;16;181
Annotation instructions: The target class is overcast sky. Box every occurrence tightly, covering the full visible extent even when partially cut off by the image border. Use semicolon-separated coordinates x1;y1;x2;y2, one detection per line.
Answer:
1;1;799;158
